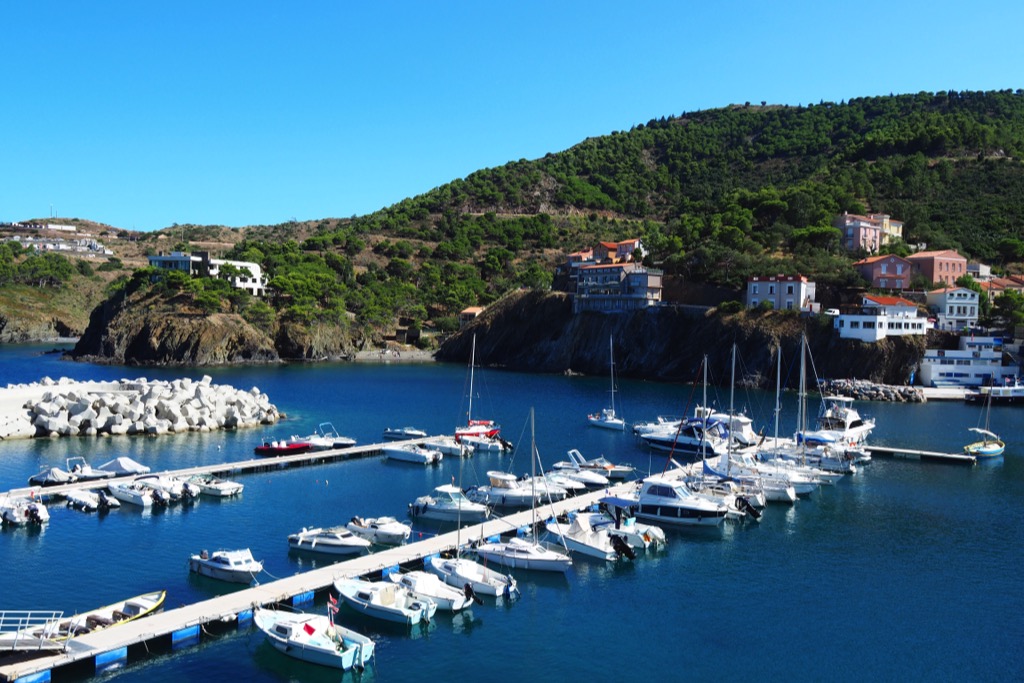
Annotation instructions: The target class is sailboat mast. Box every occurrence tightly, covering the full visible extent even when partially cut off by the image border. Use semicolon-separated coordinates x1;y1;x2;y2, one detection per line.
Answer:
609;335;616;416
468;334;476;423
530;407;536;530
774;344;781;443
728;343;736;475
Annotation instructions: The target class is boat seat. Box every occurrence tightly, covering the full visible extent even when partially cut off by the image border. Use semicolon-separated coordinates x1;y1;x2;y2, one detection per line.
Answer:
112;610;131;621
378;585;396;606
87;614;115;628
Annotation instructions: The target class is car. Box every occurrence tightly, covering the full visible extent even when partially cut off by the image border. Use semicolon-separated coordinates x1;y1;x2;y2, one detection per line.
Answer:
824;308;840;316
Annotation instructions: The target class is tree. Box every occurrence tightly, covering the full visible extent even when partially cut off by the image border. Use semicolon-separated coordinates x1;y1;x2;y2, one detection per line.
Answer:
991;290;1024;330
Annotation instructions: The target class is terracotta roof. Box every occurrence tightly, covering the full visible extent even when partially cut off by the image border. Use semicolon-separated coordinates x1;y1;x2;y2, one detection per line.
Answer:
863;294;917;306
907;249;964;260
852;255;888;266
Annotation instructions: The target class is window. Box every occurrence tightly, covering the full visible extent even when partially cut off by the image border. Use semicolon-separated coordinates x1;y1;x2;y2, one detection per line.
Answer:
769;285;775;294
751;284;759;295
881;263;888;274
896;264;903;275
786;285;794;295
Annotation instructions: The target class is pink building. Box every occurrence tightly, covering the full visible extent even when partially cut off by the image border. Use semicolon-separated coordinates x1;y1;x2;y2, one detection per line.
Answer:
853;254;911;290
594;239;646;263
835;212;904;253
906;249;967;287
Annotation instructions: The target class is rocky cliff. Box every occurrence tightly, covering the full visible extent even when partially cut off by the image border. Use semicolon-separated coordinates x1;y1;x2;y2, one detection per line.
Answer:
436;290;926;389
67;287;359;365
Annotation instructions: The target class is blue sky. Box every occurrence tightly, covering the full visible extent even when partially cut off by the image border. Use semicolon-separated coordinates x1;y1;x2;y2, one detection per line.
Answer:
2;1;1021;231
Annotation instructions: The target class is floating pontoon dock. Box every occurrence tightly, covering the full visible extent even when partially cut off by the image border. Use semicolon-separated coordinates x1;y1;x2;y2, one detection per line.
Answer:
0;478;637;683
864;445;976;465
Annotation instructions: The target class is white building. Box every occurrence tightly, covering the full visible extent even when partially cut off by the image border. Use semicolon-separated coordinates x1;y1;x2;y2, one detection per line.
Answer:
746;274;818;313
833;294;927;342
148;251;266;296
925;287;979;332
917;335;1019;387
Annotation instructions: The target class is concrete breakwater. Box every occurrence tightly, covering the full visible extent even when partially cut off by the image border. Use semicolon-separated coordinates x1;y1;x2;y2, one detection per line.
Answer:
818;378;925;403
0;375;279;440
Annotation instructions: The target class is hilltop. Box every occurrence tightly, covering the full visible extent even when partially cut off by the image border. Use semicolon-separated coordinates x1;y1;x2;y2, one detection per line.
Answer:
2;90;1023;370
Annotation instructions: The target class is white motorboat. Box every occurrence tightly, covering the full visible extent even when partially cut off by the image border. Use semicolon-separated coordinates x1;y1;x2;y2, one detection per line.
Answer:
636;416;731;456
136;474;198;504
541;471;588;495
65;489;121;512
346;516;412;545
253;607;374;671
98;456;151;476
518;475;570;501
475;535;574;572
0;496;50;526
424;435;474;456
626;475;729;526
466;471;544;508
550;450;611;488
334;578;437;626
298;422;357;450
386;570;474;612
572;453;635;480
591;500;667;550
189;548;263;583
544;514;630;561
287;526;372;556
382;426;428;441
409;484;489;523
107;481;160;507
186;473;244;497
457;433;512;453
383;443;443;465
588;335;626;431
427;555;518;598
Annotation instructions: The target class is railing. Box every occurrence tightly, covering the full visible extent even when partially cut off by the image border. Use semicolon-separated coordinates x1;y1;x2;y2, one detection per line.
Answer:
0;610;66;651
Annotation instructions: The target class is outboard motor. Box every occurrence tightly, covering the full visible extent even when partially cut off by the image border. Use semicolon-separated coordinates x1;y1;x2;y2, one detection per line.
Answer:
27;504;42;525
609;533;637;560
463;582;483;606
735;496;761;521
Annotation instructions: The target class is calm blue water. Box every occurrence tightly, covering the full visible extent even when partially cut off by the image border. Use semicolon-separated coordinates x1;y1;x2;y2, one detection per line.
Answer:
1;344;1022;682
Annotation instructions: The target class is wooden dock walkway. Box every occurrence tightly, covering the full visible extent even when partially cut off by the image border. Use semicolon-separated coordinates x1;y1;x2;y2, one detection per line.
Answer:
3;439;423;502
864;445;976;465
0;480;637;683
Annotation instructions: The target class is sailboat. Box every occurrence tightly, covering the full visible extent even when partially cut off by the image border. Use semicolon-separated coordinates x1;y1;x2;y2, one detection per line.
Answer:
964;389;1005;458
474;409;574;572
588;335;625;430
455;334;510;453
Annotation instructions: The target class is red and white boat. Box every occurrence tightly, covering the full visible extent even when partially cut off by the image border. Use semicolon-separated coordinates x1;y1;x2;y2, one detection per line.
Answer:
254;439;312;457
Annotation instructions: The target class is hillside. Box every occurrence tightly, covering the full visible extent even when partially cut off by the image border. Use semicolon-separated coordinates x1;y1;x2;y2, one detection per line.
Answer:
6;90;1024;364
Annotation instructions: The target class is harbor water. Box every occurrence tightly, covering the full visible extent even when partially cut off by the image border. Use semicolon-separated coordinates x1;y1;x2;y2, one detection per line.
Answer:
1;344;1022;682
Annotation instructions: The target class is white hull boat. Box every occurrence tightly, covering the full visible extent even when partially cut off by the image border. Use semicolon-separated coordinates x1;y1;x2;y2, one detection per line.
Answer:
346;516;412;545
0;497;50;526
186;474;244;497
253;607;374;671
474;536;573;572
8;590;166;642
107;481;158;507
387;570;474;612
626;475;729;527
588;335;625;431
409;485;489;523
288;526;372;555
382;426;428;440
189;548;263;583
66;457;116;482
98;457;151;476
383;443;443;465
466;470;543;508
424;435;473;456
544;516;624;561
334;578;437;625
427;555;518;598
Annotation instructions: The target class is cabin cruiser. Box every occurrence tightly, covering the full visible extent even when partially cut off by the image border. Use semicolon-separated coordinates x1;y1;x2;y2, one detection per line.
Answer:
253;607;374;671
409;484;490;522
189;548;263;583
635;416;731;457
334;578;437;626
382;426;428;440
474;535;574;572
623;476;729;526
346;516;412;545
383;443;443;465
466;471;545;508
287;526;372;555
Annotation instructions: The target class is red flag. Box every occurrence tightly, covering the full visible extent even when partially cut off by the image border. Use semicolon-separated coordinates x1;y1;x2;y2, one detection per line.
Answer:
328;594;338;605
303;623;316;636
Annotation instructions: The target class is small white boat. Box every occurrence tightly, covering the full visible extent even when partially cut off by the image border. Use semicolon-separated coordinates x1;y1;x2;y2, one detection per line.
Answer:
107;481;160;507
550;450;611;488
427;555;518;598
98;457;151;476
253;607;374;671
457;433;512;453
346;516;412;545
474;536;574;572
382;426;428;440
545;514;633;561
409;484;489;523
65;489;121;512
386;570;474;612
298;422;357;450
334;578;437;625
186;473;244;497
573;453;635;480
596;498;667;549
189;548;263;583
383;443;443;465
466;471;544;508
288;526;372;556
423;435;474;456
0;496;50;526
137;474;198;504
